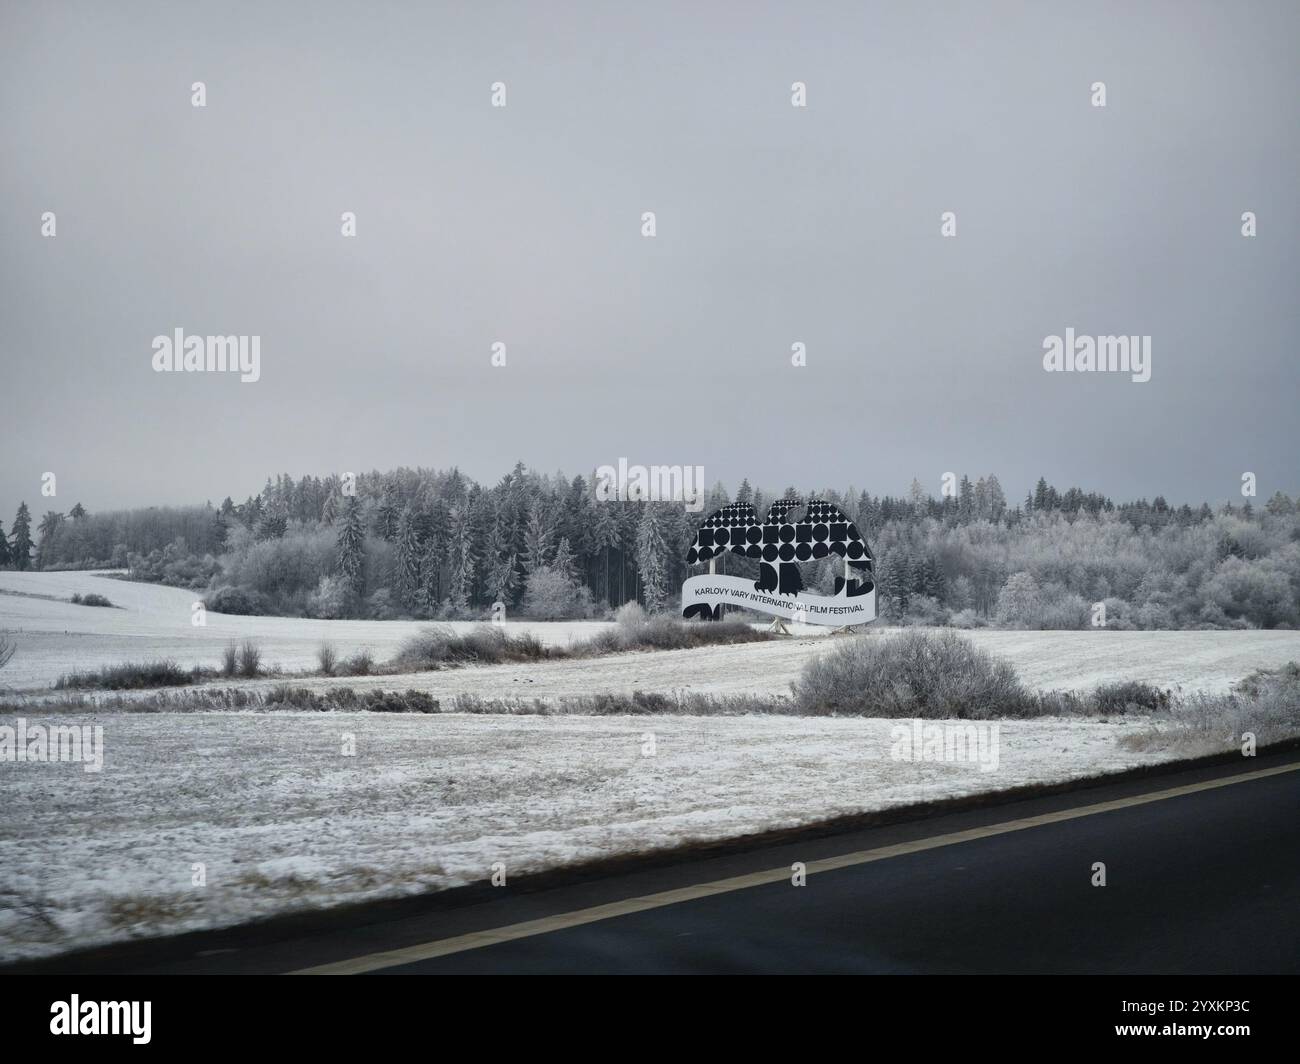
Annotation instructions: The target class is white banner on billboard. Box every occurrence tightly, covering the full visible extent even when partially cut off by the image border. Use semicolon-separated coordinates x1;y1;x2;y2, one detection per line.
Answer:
681;574;876;626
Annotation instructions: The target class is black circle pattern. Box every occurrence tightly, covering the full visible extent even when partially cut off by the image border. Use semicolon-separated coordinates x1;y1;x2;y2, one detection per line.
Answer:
686;498;874;580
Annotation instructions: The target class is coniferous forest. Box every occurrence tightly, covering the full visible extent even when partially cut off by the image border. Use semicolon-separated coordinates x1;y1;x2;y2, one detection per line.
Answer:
7;464;1300;630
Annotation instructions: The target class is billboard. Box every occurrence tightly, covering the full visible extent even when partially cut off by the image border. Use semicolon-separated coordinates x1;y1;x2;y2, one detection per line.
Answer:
682;499;876;627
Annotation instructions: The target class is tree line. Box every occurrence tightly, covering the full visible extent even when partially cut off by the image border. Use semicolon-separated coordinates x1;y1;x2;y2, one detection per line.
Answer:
6;466;1299;629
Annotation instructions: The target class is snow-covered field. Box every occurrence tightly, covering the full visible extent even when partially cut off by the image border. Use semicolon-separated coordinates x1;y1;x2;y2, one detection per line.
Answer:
4;571;1299;700
0;570;611;691
0;710;1180;962
3;572;1296;961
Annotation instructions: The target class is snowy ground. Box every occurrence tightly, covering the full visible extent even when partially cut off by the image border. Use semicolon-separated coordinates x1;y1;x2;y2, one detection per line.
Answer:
4;571;1299;701
0;710;1181;962
4;573;1294;961
0;570;612;690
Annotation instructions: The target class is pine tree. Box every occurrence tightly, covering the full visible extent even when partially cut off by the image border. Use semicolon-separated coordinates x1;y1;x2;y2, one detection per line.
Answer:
521;504;553;574
418;536;443;613
35;511;65;569
321;487;340;525
921;555;946;598
892;550;913;611
483;515;518;608
447;506;475;612
11;503;34;570
374;490;400;541
909;478;926;518
212;508;229;551
958;475;974;521
590;503;619;605
394;507;423;608
551;536;578;584
69;502;87;520
337;497;366;596
635;505;670;612
259;502;287;540
876;551;903;616
1033;477;1050;511
0;520;10;567
986;475;1007;521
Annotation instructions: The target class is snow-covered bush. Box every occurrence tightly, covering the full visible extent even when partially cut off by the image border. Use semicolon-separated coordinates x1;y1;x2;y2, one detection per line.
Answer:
995;571;1041;626
793;629;1033;718
899;594;948;626
396;625;548;668
206;585;271;615
521;566;595;620
365;588;398;620
1037;590;1090;630
306;575;352;619
614;601;647;627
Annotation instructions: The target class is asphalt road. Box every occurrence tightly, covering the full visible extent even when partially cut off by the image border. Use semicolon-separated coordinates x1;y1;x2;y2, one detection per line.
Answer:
12;752;1300;975
370;756;1300;975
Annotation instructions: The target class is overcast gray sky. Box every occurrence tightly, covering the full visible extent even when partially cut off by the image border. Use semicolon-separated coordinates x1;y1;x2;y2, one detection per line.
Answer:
2;0;1297;513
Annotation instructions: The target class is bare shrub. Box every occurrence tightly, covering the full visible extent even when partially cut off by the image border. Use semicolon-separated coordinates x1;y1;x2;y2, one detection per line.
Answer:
1090;680;1171;715
580;616;769;655
55;660;193;690
614;601;647;627
396;625;548;669
340;647;375;676
449;689;787;716
237;639;262;678
70;592;114;607
1121;663;1300;754
793;629;1033;718
221;642;239;677
316;642;337;676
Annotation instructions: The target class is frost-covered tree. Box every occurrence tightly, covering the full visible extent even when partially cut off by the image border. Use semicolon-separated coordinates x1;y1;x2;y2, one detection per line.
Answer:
589;502;619;604
636;504;671;612
446;507;475;613
522;565;593;619
337;497;365;595
483;516;518;608
521;504;553;574
258;502;287;540
34;510;65;570
986;475;1007;521
373;490;400;541
551;536;578;585
418;536;443;613
958;475;974;520
321;486;340;525
995;571;1041;626
9;503;33;569
394;507;423;609
1265;491;1295;516
909;478;927;517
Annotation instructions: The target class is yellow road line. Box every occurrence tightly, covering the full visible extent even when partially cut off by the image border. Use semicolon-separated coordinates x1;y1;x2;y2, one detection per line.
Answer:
294;759;1300;975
